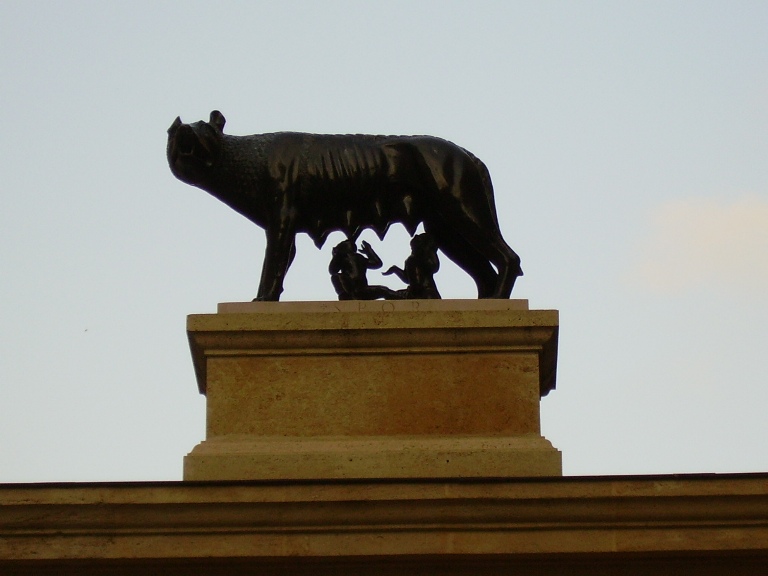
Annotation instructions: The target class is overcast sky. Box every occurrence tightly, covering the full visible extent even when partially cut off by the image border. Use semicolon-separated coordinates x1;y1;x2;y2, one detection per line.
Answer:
1;1;766;482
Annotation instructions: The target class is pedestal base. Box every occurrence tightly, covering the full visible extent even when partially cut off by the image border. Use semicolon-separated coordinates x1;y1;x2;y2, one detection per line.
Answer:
184;300;560;481
185;434;561;480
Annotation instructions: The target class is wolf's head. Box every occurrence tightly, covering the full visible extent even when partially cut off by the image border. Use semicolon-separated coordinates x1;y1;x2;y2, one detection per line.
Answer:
167;110;226;186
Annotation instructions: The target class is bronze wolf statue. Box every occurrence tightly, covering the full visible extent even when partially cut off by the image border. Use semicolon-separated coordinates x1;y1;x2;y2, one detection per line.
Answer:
167;110;522;301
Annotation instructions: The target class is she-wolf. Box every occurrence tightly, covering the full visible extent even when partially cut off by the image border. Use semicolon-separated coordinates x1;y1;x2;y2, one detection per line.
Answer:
167;110;522;301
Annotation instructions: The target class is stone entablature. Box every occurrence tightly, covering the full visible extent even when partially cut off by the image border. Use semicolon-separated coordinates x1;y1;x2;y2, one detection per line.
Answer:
1;474;767;574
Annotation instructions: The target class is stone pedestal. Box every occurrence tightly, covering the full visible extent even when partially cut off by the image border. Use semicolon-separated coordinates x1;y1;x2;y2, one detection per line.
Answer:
184;299;560;480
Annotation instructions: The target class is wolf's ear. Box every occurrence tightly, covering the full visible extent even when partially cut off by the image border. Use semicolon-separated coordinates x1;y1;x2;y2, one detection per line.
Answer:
168;116;182;135
210;110;226;132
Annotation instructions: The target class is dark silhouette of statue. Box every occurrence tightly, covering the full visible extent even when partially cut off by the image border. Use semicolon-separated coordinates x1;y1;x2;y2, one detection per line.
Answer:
383;233;441;299
329;240;399;300
167;110;522;301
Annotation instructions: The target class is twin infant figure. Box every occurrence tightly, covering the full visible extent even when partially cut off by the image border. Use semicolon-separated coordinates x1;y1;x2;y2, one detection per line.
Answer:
328;233;441;301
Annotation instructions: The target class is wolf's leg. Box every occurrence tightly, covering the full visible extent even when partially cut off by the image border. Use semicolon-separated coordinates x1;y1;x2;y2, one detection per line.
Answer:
488;238;522;298
425;222;497;298
255;220;297;301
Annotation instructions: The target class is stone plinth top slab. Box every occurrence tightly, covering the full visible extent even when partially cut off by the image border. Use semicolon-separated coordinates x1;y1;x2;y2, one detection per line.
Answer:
187;301;558;396
217;299;530;314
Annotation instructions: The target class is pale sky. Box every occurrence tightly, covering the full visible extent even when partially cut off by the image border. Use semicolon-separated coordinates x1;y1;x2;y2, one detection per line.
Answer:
1;1;766;481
